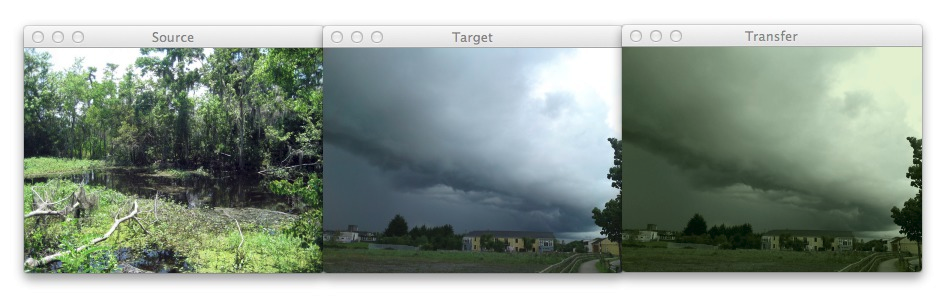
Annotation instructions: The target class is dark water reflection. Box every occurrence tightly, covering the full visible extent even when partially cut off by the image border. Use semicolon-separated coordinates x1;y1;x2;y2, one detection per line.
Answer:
26;168;300;214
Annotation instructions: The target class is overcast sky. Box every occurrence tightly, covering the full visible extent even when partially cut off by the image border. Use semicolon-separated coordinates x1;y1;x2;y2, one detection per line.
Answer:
324;48;620;241
622;47;921;239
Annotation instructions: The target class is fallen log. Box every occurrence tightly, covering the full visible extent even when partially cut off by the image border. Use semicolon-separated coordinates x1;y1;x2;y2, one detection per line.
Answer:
25;201;140;268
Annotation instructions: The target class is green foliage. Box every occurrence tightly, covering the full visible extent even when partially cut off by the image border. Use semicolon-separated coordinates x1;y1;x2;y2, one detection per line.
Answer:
856;239;888;252
556;240;588;253
891;137;922;244
592;138;622;242
24;157;105;178
269;174;322;272
683;213;707;236
384;214;409;237
58;245;118;273
704;223;759;249
24;48;321;175
25;180;312;273
407;224;461;250
478;234;511;252
778;234;808;251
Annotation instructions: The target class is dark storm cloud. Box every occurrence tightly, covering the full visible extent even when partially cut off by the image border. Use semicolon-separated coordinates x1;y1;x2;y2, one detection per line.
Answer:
325;48;617;238
623;47;921;234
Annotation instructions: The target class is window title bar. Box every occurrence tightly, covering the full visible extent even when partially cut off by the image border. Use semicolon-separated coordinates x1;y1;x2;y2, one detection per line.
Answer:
622;25;921;47
24;26;323;48
324;26;620;48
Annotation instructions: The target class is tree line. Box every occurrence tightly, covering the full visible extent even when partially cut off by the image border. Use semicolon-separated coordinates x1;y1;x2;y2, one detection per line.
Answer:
381;214;462;250
24;48;322;174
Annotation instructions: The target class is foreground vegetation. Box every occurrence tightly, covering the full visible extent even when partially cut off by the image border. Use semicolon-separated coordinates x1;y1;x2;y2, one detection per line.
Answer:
25;179;317;273
622;247;866;272
325;248;570;273
25;47;324;273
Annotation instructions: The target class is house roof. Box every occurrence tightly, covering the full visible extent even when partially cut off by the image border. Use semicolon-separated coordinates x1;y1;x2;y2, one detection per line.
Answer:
762;230;854;237
464;230;555;239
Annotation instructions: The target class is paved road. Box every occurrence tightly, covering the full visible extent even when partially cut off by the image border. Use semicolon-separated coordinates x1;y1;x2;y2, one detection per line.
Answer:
578;258;620;273
876;258;900;272
876;257;919;272
578;259;601;273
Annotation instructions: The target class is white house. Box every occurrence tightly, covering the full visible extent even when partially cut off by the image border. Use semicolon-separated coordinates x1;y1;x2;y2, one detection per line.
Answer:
636;230;659;242
337;231;360;243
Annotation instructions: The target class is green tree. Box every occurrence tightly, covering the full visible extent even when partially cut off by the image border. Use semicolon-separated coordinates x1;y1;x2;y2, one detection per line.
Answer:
682;213;707;236
384;214;408;237
891;136;922;268
521;237;537;252
592;138;622;242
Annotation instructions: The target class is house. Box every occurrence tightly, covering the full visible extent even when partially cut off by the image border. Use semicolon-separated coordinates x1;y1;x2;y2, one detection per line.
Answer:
760;230;855;251
345;225;379;242
636;231;658;242
890;237;920;256
337;231;360;243
589;238;619;255
462;230;555;253
627;224;676;242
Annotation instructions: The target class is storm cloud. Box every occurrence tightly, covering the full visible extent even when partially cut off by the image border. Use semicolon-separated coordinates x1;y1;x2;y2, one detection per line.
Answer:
325;48;620;240
622;47;921;237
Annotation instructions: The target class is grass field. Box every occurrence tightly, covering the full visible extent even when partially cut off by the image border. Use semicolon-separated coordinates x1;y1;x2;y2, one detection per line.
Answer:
622;247;868;272
24;157;106;178
325;248;571;273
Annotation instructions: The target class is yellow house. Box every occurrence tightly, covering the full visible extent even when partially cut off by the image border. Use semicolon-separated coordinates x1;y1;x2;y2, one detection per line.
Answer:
890;237;920;256
761;230;855;251
462;230;555;253
589;238;619;255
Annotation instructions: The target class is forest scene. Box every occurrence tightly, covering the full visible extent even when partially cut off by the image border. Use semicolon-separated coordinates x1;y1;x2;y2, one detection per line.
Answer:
23;48;322;273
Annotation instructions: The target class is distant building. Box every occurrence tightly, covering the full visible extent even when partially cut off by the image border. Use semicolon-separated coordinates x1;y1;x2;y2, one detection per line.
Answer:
889;237;919;256
326;225;379;243
337;231;359;243
760;230;854;251
462;230;555;253
589;238;619;255
626;224;676;242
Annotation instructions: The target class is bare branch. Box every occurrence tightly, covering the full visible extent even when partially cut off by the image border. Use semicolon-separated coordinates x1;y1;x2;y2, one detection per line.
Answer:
25;201;141;268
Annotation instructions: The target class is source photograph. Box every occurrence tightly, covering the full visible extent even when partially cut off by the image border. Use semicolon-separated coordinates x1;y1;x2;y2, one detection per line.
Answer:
323;48;622;273
23;48;322;273
621;47;921;272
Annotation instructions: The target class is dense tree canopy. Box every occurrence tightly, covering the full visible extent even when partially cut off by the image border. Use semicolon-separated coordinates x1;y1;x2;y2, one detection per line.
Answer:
24;48;322;175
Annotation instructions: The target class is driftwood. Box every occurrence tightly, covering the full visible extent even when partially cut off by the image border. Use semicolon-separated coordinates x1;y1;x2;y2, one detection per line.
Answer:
25;201;140;268
257;162;319;175
25;185;99;219
25;187;79;218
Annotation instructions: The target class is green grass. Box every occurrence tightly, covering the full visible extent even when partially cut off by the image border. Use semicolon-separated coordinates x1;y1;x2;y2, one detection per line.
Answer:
24;179;316;273
324;241;370;249
325;248;570;273
24;157;106;178
624;241;669;248
622;248;867;272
